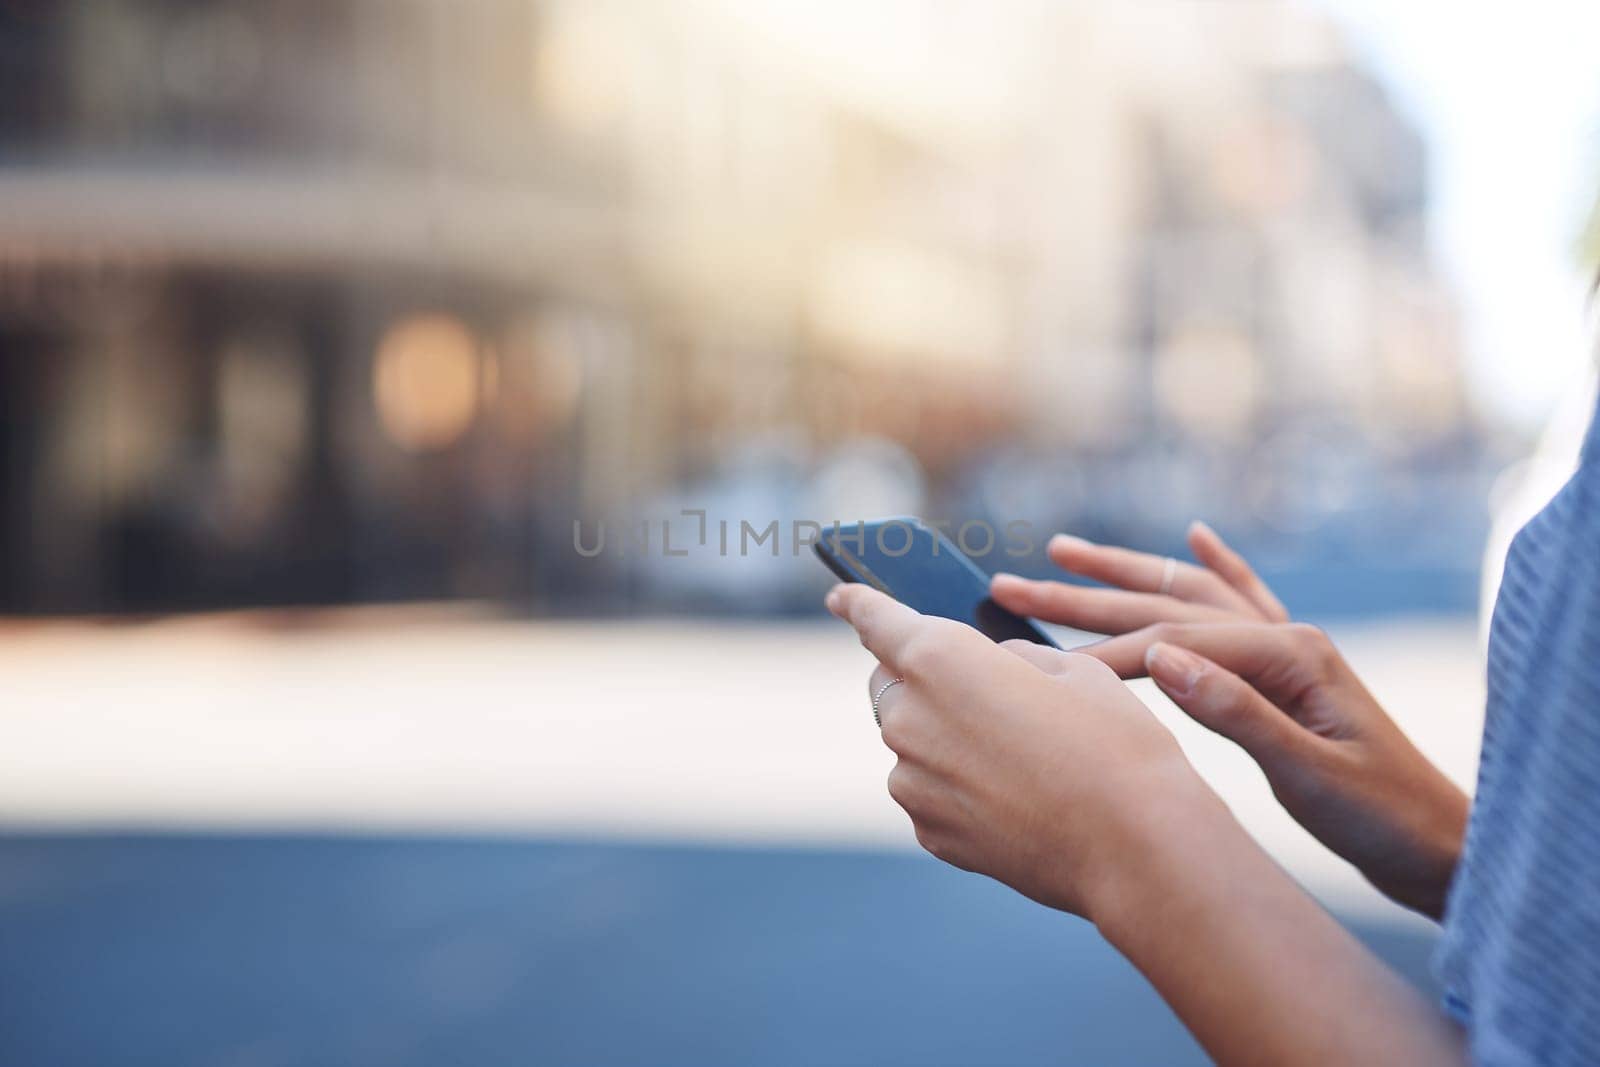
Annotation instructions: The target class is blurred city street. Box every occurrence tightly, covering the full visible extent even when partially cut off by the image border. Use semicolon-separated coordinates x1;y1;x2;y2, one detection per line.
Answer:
0;611;1478;1065
3;1;1594;1063
0;610;1481;920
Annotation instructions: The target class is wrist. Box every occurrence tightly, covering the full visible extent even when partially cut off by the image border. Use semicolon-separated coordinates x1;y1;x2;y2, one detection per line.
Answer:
1081;765;1241;940
1375;776;1470;919
1080;780;1469;1067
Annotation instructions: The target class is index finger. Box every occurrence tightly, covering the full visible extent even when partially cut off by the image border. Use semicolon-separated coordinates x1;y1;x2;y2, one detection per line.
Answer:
1075;622;1310;704
825;583;923;669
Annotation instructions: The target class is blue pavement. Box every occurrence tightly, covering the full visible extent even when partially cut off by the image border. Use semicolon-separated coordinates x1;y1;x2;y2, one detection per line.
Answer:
0;834;1437;1066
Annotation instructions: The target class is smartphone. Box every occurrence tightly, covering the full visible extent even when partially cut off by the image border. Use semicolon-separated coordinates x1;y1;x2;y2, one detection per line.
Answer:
814;517;1058;647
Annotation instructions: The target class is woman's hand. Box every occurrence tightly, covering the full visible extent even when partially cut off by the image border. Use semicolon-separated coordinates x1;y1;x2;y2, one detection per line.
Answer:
990;522;1466;917
825;581;1468;1064
989;520;1289;634
824;581;1223;920
1084;620;1470;918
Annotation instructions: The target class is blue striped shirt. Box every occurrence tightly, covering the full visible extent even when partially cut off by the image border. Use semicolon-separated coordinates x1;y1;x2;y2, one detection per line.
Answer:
1435;395;1600;1064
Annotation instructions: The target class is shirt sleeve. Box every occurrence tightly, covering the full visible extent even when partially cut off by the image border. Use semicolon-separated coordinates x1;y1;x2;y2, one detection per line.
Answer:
1436;408;1600;1065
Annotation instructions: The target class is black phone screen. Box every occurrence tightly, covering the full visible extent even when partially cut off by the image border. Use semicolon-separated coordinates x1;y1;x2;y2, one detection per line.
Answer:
814;518;1058;647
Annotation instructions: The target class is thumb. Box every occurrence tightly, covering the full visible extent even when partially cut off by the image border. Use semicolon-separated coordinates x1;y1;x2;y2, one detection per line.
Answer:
1144;641;1301;765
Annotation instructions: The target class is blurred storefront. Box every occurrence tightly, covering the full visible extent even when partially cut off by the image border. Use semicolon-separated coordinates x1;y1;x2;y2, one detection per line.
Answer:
0;0;1504;615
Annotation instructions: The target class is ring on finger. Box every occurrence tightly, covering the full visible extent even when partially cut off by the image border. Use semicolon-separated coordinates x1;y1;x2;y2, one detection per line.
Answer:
1158;556;1178;596
871;677;905;728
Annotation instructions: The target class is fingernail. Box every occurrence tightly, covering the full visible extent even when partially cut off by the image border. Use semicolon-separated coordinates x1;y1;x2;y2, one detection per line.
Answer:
990;573;1034;602
825;585;845;615
1188;519;1214;539
1050;533;1092;552
1145;642;1205;697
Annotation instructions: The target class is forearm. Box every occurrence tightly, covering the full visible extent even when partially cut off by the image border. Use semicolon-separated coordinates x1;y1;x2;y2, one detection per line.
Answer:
1087;782;1465;1067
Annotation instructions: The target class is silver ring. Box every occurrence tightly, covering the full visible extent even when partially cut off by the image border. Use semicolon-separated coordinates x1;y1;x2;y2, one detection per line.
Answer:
1158;556;1177;596
871;677;905;728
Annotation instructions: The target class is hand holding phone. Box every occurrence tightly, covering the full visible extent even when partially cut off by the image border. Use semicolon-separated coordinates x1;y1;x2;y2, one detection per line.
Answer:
814;517;1057;647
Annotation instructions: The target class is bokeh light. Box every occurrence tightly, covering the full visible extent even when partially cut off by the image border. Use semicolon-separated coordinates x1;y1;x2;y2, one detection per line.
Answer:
372;313;483;453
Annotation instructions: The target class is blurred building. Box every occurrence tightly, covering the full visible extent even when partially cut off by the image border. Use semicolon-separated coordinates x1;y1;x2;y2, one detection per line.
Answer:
0;1;1497;615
